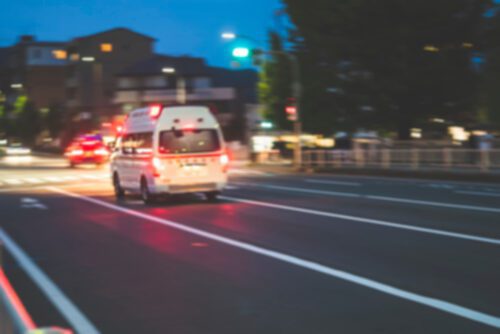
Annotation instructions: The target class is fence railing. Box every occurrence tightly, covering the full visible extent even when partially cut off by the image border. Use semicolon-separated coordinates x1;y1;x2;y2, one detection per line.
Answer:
302;149;500;173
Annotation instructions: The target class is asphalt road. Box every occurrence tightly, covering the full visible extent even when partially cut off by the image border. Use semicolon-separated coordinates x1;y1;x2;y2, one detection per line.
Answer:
1;155;499;333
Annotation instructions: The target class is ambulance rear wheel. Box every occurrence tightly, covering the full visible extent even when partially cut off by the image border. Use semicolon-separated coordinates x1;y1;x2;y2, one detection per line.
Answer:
113;173;125;200
141;177;155;204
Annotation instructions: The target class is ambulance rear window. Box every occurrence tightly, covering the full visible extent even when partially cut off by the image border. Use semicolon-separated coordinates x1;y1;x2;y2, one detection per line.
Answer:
159;129;220;154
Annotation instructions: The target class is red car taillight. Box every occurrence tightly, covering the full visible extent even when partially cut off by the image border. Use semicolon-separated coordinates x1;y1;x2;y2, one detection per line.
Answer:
69;149;84;156
94;148;109;156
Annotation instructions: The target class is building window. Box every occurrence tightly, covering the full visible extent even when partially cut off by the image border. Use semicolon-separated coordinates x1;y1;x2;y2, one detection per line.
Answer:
31;48;42;59
193;77;211;89
118;78;137;89
100;43;113;52
52;50;67;59
145;76;167;88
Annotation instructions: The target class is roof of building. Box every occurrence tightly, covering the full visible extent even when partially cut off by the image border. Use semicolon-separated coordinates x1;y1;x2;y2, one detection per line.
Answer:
73;27;155;42
13;35;66;47
119;54;209;76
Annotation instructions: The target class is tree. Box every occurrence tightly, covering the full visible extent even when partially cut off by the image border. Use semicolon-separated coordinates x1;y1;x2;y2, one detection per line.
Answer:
258;31;292;130
480;5;500;126
17;100;42;146
283;0;498;138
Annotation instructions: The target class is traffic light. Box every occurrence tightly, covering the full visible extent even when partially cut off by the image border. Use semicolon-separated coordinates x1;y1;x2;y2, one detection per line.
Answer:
285;98;298;121
232;47;251;59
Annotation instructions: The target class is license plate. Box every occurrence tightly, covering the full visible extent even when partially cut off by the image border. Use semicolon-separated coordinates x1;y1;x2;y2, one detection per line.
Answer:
181;165;207;177
84;152;92;157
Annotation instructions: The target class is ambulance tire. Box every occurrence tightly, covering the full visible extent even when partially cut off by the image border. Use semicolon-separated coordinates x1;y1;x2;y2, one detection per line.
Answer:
141;177;155;205
113;172;125;200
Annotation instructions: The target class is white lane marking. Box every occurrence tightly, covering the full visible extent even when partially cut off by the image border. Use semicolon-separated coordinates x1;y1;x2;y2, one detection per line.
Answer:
4;179;23;185
425;184;456;190
455;191;500;198
305;179;361;187
249;184;360;198
365;195;500;214
220;195;500;246
24;178;43;184
47;187;500;329
0;228;100;334
241;183;500;214
21;198;38;204
20;197;47;210
21;203;47;210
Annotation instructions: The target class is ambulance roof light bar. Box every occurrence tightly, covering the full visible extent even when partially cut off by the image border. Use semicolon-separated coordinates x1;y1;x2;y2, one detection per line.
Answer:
149;104;163;119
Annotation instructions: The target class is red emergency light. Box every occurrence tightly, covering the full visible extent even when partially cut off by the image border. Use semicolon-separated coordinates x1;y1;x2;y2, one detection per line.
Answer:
149;104;163;119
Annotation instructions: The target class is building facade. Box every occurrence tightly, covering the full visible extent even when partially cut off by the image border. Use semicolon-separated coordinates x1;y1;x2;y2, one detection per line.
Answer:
65;28;155;125
114;55;257;141
1;35;67;110
1;28;257;144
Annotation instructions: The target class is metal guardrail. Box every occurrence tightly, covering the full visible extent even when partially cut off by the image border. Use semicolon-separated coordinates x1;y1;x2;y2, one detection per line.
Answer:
0;242;72;334
302;149;500;173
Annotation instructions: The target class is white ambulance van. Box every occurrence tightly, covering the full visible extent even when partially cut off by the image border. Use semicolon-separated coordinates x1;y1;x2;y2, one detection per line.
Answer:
110;105;229;204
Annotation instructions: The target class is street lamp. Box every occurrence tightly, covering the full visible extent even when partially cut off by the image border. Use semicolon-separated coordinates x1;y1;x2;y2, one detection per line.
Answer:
221;32;303;168
221;32;236;40
162;67;186;104
162;67;175;74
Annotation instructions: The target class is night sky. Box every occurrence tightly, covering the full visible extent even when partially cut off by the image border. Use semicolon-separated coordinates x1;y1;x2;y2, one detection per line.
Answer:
0;0;283;67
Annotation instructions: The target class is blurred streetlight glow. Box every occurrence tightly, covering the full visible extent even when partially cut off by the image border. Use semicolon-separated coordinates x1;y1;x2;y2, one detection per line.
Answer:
260;121;274;129
221;32;236;40
82;56;95;62
10;83;23;89
162;67;176;74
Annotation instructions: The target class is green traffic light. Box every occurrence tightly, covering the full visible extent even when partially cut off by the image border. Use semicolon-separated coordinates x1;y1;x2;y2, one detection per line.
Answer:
232;47;250;58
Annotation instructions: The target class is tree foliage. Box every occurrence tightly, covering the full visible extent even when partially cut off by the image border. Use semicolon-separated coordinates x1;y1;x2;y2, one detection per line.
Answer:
283;0;500;137
258;31;292;130
17;100;42;145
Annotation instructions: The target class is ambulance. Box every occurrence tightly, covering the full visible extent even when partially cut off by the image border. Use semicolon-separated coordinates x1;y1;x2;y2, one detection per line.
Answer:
110;105;229;204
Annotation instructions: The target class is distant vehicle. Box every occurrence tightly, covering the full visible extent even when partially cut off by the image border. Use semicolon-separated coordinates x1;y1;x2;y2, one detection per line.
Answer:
111;105;228;204
5;142;32;156
65;134;110;167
